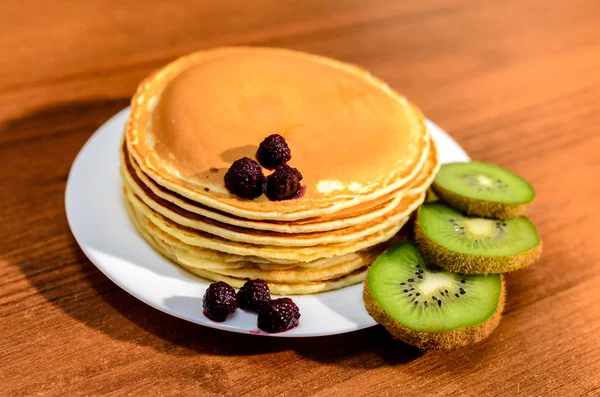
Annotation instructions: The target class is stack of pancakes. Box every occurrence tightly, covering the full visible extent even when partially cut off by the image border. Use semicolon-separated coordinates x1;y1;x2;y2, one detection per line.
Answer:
121;47;439;295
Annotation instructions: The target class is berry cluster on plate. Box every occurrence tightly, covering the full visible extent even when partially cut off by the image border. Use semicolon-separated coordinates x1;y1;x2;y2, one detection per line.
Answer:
203;279;301;333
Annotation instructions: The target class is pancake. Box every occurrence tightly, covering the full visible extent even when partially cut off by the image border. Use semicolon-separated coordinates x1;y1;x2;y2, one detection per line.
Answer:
155;232;381;283
149;219;386;271
254;251;375;270
125;197;370;294
122;133;437;233
130;195;410;262
184;254;370;283
184;266;369;295
123;169;425;247
126;47;430;220
125;145;403;232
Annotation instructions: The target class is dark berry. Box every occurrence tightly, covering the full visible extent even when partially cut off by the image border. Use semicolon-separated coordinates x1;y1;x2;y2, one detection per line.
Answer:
237;280;271;312
265;165;303;201
256;134;292;169
257;298;301;333
224;157;264;199
203;281;238;322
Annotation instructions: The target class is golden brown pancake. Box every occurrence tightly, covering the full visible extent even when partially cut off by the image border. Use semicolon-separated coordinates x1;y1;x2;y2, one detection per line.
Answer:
126;47;430;220
121;134;438;233
122;141;405;233
125;196;373;294
129;196;409;262
124;179;423;247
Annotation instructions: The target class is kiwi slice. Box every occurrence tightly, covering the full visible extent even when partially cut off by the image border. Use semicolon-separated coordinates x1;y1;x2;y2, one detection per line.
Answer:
415;202;542;274
433;162;535;219
364;242;505;350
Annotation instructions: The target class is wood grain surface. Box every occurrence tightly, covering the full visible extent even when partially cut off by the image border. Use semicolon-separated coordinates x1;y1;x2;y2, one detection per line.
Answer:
1;0;599;396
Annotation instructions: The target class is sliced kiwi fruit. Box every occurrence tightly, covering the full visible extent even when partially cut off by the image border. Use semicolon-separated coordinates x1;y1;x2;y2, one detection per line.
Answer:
433;162;535;219
364;242;505;350
415;202;542;274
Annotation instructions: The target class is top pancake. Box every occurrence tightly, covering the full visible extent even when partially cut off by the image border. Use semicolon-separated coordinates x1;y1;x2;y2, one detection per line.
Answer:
126;47;429;220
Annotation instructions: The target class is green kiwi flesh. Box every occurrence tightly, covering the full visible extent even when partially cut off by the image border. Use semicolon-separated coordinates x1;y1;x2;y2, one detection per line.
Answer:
415;202;542;274
433;162;535;219
364;242;505;350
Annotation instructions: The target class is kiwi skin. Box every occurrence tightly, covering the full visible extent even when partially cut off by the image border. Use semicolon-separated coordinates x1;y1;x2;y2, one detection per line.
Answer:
432;183;530;220
414;218;543;275
363;276;506;350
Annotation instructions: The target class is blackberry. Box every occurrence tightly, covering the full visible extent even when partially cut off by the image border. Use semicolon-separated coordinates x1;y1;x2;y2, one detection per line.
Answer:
202;281;238;322
256;134;292;169
265;165;303;201
224;157;264;199
257;298;301;333
237;279;271;312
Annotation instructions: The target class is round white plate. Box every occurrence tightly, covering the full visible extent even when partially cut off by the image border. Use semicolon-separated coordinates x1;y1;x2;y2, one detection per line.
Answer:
66;107;469;337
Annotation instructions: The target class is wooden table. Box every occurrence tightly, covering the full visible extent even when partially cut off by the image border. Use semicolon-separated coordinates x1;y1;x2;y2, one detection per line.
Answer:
2;0;599;395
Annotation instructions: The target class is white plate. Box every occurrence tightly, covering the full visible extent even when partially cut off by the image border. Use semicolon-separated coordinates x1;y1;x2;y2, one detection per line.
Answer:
65;107;469;337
